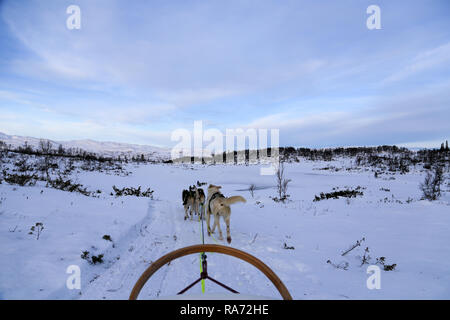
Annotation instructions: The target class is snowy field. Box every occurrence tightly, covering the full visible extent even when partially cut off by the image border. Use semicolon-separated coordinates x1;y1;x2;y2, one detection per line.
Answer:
1;160;449;300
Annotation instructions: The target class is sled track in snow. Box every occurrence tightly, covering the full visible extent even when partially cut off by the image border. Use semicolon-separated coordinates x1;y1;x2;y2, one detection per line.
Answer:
80;199;200;299
78;197;285;300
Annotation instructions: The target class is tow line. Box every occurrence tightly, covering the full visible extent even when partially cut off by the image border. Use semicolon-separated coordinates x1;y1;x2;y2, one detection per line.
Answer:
177;204;239;295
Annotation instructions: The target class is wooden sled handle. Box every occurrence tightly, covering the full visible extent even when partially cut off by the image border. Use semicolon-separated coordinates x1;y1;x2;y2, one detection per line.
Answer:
129;244;292;300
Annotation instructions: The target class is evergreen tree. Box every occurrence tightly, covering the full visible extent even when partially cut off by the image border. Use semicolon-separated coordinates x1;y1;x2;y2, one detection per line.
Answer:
58;144;65;155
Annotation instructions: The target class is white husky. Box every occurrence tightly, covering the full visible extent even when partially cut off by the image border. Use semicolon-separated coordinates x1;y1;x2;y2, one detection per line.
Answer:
206;184;246;244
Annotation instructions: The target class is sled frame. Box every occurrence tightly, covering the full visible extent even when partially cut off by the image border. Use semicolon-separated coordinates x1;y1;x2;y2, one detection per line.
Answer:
129;244;292;300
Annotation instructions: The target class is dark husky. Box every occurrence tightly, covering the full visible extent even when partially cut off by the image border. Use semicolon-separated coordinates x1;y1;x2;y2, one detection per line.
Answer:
182;185;198;220
182;185;206;220
197;187;205;219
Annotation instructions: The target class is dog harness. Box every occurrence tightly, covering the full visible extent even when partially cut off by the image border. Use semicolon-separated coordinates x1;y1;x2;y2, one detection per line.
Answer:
208;192;224;213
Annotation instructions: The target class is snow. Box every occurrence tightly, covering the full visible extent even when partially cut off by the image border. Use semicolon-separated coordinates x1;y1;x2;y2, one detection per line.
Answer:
0;159;449;300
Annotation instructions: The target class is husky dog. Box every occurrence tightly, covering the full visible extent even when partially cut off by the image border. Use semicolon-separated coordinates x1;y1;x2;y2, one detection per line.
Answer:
196;180;207;187
182;185;198;220
197;187;206;219
206;184;246;244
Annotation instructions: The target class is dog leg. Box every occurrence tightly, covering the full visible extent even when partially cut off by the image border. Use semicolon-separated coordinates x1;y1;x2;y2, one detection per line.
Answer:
225;216;232;244
194;201;198;217
184;205;188;220
215;215;223;240
211;214;217;234
206;210;212;235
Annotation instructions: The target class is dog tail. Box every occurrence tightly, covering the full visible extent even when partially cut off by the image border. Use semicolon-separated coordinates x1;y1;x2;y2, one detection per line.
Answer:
224;196;246;206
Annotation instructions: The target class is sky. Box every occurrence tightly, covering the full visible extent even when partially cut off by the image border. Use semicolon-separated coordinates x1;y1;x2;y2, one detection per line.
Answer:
0;0;449;149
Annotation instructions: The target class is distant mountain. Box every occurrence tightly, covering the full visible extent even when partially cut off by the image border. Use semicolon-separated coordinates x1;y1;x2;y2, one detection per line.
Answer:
0;132;170;161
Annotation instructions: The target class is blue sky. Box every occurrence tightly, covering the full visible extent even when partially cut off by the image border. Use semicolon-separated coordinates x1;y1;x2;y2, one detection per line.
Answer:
0;0;449;148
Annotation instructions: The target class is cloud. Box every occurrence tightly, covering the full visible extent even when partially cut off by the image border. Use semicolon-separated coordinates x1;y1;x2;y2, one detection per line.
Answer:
0;110;172;147
237;83;450;148
1;0;449;148
383;42;450;83
1;1;332;103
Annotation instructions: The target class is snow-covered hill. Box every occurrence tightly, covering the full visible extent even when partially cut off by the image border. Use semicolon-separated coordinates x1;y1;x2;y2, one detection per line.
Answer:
0;132;170;161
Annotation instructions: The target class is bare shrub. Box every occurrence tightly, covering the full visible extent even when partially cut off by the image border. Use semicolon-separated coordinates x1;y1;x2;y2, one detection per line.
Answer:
249;184;255;198
29;222;44;240
420;165;444;200
274;159;291;202
111;185;154;198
